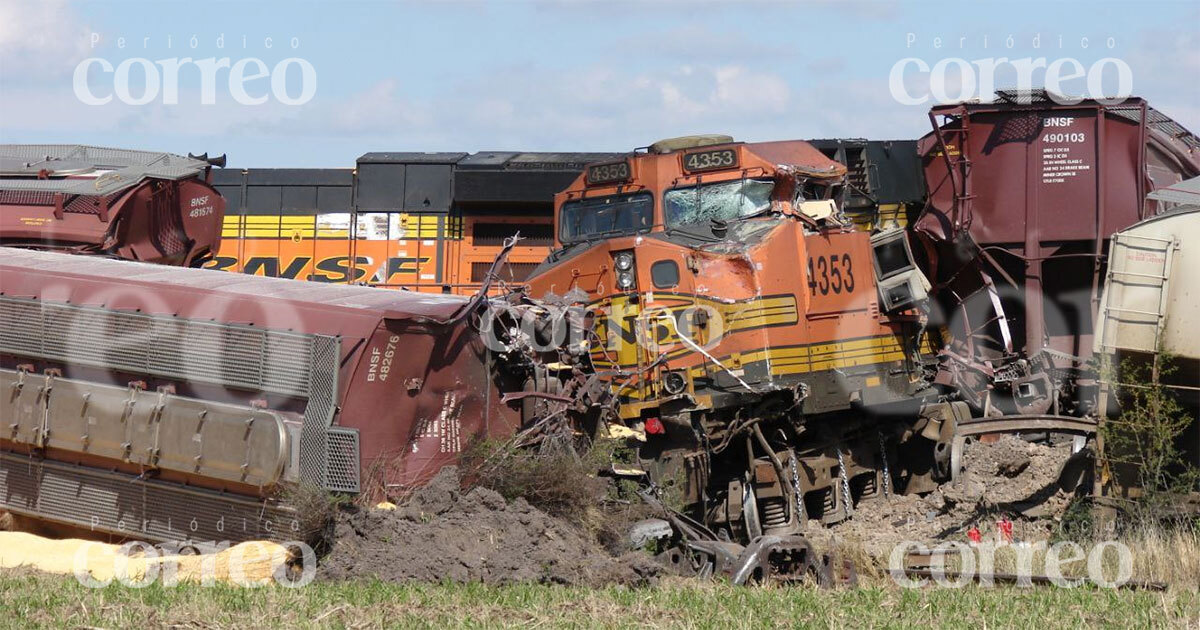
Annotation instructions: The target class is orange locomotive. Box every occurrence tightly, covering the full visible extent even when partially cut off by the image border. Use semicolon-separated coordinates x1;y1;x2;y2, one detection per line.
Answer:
201;151;621;294
525;136;952;541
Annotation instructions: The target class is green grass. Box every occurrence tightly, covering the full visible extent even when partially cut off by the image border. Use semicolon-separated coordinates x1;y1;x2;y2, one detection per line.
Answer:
1;572;1197;629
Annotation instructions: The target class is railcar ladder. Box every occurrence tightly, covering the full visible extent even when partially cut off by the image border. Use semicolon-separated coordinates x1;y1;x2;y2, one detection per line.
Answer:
1093;233;1184;499
1096;232;1177;385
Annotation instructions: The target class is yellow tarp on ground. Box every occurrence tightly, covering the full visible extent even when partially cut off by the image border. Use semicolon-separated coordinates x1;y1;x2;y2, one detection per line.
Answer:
0;531;290;586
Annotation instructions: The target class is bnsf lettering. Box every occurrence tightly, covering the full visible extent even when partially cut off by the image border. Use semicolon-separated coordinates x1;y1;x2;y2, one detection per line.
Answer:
310;256;372;283
384;257;427;278
367;347;381;382
366;335;401;383
207;255;432;283
807;253;855;296
188;195;214;217
1044;117;1075;127
204;256;238;272
243;256;312;278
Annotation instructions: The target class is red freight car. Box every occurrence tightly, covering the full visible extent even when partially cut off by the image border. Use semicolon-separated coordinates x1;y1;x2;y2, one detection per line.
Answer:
914;91;1200;415
918;91;1200;359
0;145;225;266
0;246;526;543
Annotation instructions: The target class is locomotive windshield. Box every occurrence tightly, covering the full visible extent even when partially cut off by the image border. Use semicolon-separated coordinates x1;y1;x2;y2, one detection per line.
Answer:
664;178;773;227
559;192;654;244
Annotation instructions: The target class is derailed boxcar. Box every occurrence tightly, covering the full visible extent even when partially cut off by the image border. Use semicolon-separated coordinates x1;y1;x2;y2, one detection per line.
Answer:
0;246;524;543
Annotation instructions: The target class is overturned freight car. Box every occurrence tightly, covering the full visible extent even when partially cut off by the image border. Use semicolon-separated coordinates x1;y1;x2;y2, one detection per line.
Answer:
0;145;226;266
0;246;544;543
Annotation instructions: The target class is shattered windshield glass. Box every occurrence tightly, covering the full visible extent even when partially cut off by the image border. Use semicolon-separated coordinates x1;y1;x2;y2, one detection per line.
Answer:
663;178;774;228
559;192;654;244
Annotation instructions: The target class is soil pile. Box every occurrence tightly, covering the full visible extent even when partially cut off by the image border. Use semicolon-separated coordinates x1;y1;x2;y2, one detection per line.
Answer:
814;435;1076;556
319;466;660;586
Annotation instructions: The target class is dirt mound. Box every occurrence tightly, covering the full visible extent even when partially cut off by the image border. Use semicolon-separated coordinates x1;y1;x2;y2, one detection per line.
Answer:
812;436;1075;556
319;467;660;586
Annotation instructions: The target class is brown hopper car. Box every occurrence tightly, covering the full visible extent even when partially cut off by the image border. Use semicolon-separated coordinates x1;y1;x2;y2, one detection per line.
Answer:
0;145;226;267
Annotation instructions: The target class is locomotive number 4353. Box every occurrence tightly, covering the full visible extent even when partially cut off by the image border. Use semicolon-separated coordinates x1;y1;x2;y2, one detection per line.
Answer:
808;253;856;296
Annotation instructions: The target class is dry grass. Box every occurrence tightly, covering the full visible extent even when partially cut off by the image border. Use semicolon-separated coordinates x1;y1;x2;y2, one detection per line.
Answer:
1125;526;1200;586
459;437;611;521
831;522;1200;591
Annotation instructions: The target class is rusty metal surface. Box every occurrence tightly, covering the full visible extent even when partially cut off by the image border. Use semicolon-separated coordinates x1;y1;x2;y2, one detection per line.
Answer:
954;414;1098;437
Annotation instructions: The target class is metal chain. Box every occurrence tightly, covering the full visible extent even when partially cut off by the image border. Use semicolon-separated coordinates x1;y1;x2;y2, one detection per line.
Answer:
878;431;892;500
788;451;807;524
835;446;854;518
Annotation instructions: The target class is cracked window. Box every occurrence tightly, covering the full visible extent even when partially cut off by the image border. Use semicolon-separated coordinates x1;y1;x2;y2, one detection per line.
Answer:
663;178;774;228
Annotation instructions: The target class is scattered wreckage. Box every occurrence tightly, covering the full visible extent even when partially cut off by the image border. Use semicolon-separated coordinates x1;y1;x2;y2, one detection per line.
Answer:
514;93;1199;580
1;93;1197;587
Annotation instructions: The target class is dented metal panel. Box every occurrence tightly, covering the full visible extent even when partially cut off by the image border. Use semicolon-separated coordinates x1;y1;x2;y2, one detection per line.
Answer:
916;92;1200;362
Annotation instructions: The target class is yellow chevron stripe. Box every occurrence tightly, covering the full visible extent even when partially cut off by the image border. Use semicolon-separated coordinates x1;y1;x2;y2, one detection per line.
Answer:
681;335;910;381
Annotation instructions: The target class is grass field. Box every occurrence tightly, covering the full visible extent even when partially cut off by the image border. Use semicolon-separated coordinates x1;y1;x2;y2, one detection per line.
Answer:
1;572;1197;629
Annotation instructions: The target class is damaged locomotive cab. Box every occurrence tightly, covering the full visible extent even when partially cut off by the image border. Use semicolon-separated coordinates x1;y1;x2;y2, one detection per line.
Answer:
523;136;946;561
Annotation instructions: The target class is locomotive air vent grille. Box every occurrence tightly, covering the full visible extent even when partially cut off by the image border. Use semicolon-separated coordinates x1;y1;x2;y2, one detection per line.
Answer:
324;427;361;494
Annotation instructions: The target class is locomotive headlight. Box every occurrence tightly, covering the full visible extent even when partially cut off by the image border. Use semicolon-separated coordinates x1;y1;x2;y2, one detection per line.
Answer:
616;270;636;290
613;251;636;290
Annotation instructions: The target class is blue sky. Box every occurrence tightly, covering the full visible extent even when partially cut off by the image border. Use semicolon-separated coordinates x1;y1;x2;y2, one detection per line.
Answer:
1;0;1197;166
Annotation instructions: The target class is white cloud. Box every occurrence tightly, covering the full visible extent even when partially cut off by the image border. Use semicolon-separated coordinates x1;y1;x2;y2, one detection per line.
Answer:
0;57;926;160
1121;27;1200;133
0;0;91;79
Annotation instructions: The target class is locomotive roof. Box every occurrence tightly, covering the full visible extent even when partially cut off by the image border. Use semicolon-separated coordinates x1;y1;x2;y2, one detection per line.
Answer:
0;144;211;197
